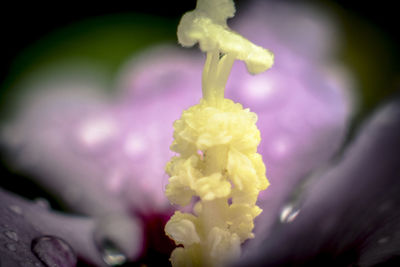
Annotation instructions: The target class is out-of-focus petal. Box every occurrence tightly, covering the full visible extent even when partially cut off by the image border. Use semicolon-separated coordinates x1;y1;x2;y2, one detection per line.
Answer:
1;77;144;263
235;98;400;266
116;46;203;104
0;188;103;266
233;0;339;61
1;80;127;217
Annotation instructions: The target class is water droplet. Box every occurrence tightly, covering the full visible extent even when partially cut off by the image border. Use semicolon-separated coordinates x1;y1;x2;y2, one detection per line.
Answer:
34;198;50;210
9;205;22;215
98;238;127;266
94;215;143;265
5;243;17;251
280;204;300;223
4;230;19;242
31;235;77;267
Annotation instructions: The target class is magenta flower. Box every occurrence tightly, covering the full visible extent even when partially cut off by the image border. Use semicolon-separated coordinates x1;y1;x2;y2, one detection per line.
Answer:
0;1;372;266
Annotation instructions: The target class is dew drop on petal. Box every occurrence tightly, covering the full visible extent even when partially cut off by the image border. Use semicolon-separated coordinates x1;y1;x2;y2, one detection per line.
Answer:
5;243;17;252
97;238;127;266
94;214;143;264
4;230;19;242
31;235;77;267
8;205;22;215
280;204;300;223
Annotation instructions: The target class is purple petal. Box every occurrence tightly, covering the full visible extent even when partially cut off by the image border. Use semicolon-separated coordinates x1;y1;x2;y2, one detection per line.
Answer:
235;98;400;266
0;188;102;266
233;0;340;61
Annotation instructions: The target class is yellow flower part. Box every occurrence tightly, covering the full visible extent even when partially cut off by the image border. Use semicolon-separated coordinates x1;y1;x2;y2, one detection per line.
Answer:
164;0;273;266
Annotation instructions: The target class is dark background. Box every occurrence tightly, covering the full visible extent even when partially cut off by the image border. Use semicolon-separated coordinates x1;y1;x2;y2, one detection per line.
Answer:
0;0;399;84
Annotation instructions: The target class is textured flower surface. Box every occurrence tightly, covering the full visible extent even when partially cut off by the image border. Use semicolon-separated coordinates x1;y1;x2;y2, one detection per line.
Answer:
4;1;396;266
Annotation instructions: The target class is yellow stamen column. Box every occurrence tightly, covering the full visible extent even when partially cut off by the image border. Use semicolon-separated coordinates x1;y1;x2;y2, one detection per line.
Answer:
164;0;274;266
